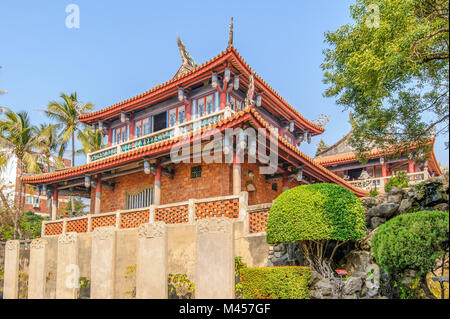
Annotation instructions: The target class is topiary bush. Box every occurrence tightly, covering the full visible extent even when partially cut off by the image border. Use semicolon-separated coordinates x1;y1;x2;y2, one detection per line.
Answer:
384;171;409;192
266;183;366;276
240;266;311;299
371;210;449;299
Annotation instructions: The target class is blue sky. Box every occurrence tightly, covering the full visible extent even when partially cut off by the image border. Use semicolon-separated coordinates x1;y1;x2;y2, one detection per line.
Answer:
0;0;448;167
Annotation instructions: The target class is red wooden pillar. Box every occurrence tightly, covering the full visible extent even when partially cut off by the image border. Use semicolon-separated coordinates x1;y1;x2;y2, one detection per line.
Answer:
52;186;58;221
154;162;162;205
95;175;102;214
408;160;415;181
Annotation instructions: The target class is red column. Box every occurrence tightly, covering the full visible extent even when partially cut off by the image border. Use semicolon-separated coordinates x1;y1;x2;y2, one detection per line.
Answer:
95;175;102;214
52;186;58;220
381;163;388;177
154;162;161;205
408;160;415;181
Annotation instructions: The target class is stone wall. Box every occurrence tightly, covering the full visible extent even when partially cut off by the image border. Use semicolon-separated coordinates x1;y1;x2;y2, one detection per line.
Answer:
3;218;271;299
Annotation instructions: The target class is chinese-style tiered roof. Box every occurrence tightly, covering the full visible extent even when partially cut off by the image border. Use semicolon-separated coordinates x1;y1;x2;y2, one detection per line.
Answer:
22;106;368;196
78;46;325;135
315;129;442;175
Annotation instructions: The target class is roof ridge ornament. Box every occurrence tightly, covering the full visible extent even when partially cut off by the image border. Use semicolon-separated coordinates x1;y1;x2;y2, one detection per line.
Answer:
244;72;255;108
173;36;196;79
227;17;234;48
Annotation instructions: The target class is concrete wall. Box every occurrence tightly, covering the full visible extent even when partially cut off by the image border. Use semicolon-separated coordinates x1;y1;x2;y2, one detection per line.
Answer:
3;219;271;299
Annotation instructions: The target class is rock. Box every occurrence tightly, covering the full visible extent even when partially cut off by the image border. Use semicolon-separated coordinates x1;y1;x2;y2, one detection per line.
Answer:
343;295;358;299
388;186;406;196
343;276;363;295
344;250;371;273
380;269;394;298
387;194;403;204
398;198;414;214
357;229;376;250
400;269;418;286
273;245;282;252
273;251;282;258
311;279;333;297
433;203;449;212
365;264;380;297
367;203;399;218
362;197;378;208
370;217;386;229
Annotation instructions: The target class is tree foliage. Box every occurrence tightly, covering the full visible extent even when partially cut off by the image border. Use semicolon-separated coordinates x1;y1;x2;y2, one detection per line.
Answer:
371;210;449;298
266;183;366;277
267;183;366;244
322;0;449;159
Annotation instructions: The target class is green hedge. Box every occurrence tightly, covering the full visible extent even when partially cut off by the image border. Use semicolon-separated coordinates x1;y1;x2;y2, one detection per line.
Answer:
266;183;366;244
240;266;312;299
371;210;449;276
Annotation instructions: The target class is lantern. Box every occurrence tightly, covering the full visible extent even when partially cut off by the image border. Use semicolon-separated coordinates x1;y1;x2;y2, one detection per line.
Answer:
143;159;151;175
224;67;231;82
289;121;294;133
98;121;104;131
178;88;184;102
42;184;47;196
296;166;303;181
211;73;218;88
256;94;262;107
233;76;239;90
84;176;91;188
120;112;127;123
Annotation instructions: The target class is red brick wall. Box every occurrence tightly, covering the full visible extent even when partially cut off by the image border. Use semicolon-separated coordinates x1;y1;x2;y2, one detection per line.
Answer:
92;162;300;214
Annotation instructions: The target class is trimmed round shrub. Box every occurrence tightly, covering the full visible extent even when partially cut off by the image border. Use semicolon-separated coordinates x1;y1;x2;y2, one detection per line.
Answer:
266;183;366;244
371;210;449;276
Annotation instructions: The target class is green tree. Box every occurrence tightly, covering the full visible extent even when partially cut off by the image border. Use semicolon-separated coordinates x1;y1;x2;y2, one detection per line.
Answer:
266;183;366;276
45;92;94;209
0;109;44;238
322;0;449;160
371;210;449;299
63;196;88;216
315;139;329;156
35;124;65;172
76;127;104;156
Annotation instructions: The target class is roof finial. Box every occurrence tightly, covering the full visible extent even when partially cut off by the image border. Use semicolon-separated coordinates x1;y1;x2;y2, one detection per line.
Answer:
227;17;234;48
173;36;196;79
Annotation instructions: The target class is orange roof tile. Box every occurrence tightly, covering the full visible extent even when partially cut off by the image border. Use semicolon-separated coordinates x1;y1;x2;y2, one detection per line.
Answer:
23;107;366;196
78;46;324;135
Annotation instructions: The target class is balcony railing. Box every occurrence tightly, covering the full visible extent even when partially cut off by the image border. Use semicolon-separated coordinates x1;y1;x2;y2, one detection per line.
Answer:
87;108;234;163
348;171;429;191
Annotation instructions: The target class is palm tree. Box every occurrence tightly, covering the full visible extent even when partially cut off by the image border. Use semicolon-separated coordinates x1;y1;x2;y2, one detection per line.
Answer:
0;109;44;238
77;127;104;156
36;124;65;172
45;92;94;210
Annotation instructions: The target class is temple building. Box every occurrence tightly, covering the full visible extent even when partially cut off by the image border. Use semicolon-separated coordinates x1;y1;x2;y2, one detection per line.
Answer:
315;127;442;191
22;22;368;235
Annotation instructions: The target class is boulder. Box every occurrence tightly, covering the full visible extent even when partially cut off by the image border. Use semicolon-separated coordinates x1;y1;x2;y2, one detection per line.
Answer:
367;203;399;218
434;203;449;212
344;250;371;273
311;278;333;298
343;276;363;295
388;186;406;196
398;198;415;214
370;217;386;229
387;194;403;204
365;264;380;297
